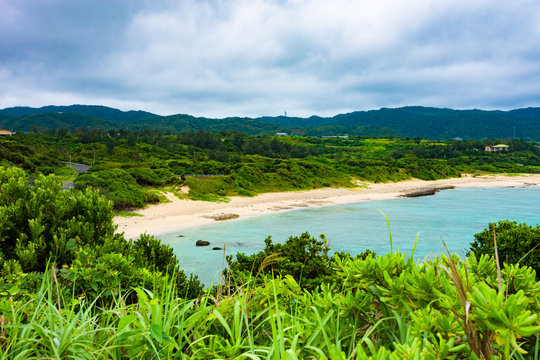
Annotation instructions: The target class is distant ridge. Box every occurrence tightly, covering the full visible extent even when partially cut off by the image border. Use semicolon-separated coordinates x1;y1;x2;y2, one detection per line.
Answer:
0;105;157;123
1;105;539;140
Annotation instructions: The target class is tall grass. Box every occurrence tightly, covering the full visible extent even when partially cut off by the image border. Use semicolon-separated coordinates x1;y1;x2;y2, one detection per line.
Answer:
1;250;539;359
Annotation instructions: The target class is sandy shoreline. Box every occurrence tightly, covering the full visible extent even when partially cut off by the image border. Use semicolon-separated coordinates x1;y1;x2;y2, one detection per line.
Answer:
114;174;540;239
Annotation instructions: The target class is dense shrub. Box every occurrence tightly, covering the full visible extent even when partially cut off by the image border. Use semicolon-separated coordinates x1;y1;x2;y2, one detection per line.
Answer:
231;165;262;190
469;220;540;278
185;176;232;201
58;248;158;303
226;232;336;291
0;166;203;301
74;168;159;209
335;251;540;358
127;167;177;186
225;232;376;293
0;166;116;273
129;233;202;299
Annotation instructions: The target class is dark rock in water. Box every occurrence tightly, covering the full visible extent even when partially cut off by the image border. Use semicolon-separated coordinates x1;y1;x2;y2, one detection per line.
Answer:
402;188;438;197
212;247;223;250
401;185;455;198
196;240;210;246
177;234;184;237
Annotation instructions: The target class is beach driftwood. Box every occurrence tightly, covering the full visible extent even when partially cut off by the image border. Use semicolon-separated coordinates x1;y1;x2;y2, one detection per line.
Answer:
401;185;455;198
196;240;210;246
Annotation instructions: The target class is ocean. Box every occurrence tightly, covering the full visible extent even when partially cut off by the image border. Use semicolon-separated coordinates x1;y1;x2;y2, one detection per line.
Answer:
158;185;540;286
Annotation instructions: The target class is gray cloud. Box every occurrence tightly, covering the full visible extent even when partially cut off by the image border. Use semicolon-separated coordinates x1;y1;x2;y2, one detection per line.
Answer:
1;0;539;117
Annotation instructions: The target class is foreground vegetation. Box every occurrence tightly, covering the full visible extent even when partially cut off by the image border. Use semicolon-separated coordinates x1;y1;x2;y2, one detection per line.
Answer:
0;166;539;358
1;129;539;209
0;166;203;303
1;251;538;359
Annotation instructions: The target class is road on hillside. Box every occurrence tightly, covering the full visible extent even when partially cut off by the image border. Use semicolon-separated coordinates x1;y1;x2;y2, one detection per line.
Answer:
62;162;90;190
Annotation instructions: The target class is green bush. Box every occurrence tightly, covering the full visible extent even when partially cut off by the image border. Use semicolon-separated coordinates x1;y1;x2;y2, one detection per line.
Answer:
74;168;159;209
336;251;540;358
58;240;203;304
57;235;203;305
226;232;336;291
128;167;177;186
231;165;262;190
185;176;232;201
0;165;203;303
129;233;203;299
0;166;116;273
58;248;157;303
469;220;539;278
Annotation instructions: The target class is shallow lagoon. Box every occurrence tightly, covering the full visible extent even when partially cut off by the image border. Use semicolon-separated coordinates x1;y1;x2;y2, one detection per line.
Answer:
158;186;540;286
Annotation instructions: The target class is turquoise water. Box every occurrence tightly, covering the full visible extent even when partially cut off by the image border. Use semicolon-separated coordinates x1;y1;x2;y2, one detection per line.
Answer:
158;186;540;286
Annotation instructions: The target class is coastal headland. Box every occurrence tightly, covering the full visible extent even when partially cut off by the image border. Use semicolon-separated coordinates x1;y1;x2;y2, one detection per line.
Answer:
114;174;540;239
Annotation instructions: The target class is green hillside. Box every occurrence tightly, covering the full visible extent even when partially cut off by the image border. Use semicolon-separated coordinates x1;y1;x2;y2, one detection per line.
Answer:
258;106;540;140
133;114;284;135
0;104;157;123
0;113;120;132
330;107;535;140
1;105;539;139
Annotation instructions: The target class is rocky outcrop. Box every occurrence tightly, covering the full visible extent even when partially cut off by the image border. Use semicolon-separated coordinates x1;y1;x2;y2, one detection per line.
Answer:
401;185;455;198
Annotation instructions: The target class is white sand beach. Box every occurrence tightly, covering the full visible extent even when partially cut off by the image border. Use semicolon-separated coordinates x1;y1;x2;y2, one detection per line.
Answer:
114;174;540;239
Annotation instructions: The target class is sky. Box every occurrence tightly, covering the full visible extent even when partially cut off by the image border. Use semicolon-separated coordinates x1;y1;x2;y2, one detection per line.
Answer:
1;0;540;118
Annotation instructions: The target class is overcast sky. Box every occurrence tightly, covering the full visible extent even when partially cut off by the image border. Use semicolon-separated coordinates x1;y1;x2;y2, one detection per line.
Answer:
1;0;539;117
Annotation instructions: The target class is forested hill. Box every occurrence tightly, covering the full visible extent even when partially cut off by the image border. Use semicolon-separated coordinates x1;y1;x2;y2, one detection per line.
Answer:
1;105;539;140
0;113;119;131
0;105;157;123
258;107;540;140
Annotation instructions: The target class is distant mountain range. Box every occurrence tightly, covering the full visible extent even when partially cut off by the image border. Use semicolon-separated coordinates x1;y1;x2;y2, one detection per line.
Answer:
1;104;539;140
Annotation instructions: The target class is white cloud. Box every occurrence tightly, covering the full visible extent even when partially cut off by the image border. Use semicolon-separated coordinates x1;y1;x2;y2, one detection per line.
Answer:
1;0;539;116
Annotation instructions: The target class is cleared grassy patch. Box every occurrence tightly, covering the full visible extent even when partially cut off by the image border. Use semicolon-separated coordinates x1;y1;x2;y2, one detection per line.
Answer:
116;210;144;217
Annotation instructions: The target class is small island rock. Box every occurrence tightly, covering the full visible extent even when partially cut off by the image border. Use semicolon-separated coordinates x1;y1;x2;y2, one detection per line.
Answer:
196;240;210;246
